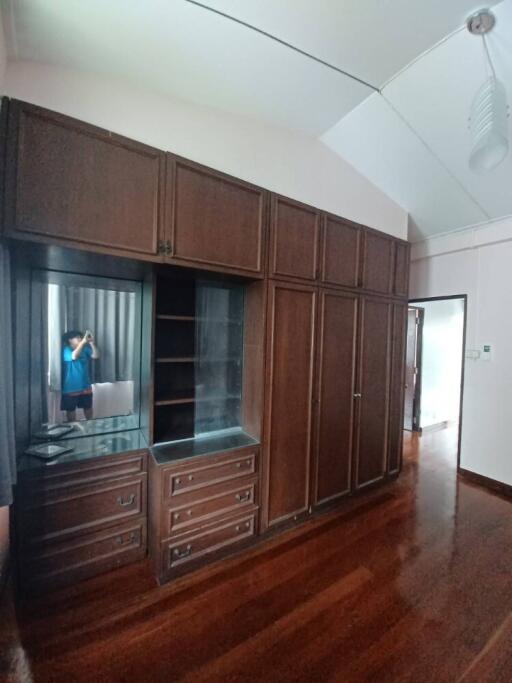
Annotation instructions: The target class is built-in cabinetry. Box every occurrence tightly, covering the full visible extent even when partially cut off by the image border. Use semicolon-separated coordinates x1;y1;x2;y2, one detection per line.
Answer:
5;96;410;592
16;442;148;593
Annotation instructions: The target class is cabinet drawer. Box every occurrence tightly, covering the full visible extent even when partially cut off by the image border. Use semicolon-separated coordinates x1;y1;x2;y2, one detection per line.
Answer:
19;476;146;545
20;520;147;593
165;452;257;498
165;480;257;535
163;512;257;572
18;451;147;497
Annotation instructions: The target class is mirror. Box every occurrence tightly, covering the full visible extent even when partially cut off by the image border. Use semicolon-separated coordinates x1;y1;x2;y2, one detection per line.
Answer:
30;270;142;439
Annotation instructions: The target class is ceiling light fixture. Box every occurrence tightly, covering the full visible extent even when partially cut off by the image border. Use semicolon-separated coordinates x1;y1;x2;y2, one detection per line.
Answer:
467;9;509;174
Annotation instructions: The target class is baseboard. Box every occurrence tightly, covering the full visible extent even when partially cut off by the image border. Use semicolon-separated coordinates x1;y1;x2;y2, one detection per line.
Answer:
459;467;512;500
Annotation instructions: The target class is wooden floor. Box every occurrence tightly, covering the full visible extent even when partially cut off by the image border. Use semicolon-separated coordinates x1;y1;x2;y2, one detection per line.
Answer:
3;428;512;682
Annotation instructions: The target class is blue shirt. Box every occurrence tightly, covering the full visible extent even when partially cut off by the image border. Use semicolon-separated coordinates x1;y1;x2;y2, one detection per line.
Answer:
62;344;93;394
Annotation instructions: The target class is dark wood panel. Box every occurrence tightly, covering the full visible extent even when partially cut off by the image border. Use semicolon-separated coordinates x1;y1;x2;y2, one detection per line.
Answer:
353;296;392;489
166;156;266;275
313;290;357;506
321;214;361;288
269;195;320;281
388;303;407;475
6;100;164;256
394;241;410;297
263;281;316;528
361;230;394;295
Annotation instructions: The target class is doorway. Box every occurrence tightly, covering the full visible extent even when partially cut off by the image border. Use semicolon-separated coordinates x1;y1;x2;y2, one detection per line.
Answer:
404;296;466;463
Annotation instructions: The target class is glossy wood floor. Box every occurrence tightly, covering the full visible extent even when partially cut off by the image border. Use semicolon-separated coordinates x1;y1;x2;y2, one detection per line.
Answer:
3;427;512;682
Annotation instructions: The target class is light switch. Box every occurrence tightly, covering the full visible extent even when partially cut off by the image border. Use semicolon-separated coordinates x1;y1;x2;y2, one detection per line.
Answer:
481;344;492;362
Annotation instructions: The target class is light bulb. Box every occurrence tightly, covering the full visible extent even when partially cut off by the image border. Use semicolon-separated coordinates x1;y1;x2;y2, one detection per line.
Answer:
469;77;509;174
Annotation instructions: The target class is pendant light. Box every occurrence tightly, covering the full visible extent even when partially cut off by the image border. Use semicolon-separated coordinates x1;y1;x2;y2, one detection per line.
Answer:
467;9;509;174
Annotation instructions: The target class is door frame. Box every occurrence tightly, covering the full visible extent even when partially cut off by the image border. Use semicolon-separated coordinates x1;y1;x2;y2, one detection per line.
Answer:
408;294;467;470
405;306;424;432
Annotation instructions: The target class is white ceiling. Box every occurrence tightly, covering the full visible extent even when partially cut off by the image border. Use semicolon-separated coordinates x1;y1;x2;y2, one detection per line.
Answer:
2;0;512;241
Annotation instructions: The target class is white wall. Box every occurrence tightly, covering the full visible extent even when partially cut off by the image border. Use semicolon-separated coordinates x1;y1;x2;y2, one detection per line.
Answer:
414;299;464;429
2;60;407;239
410;215;512;485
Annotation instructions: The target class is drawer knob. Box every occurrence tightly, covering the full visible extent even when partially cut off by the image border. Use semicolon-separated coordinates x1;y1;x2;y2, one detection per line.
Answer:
235;462;241;468
188;475;194;481
174;544;192;559
174;513;180;520
246;460;251;466
187;510;193;516
236;491;250;503
175;478;181;485
117;493;135;507
116;532;135;545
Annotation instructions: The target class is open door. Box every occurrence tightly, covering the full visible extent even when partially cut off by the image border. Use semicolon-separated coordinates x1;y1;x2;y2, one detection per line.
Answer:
404;307;423;431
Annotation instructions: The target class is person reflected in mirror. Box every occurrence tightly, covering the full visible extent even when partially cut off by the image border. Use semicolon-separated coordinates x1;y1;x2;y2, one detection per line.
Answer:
61;330;100;422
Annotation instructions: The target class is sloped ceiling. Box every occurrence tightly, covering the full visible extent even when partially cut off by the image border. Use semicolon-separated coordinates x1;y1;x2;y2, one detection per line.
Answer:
1;0;511;241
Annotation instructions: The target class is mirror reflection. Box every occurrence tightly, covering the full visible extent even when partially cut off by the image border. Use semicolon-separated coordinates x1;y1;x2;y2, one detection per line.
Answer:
30;270;142;438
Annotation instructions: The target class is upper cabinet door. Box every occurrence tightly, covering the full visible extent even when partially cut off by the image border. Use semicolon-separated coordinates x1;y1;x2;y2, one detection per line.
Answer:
166;156;267;277
361;230;394;295
313;289;357;507
321;215;361;288
5;100;164;257
269;195;320;281
393;241;410;298
353;296;392;490
262;280;316;530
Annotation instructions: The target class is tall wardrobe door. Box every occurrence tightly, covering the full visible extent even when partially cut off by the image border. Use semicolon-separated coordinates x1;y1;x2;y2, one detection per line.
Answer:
354;296;392;490
388;303;407;475
313;290;357;506
263;281;316;529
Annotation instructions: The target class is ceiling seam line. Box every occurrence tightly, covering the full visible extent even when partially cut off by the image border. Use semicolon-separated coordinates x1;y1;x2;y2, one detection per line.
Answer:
183;0;379;92
380;93;491;221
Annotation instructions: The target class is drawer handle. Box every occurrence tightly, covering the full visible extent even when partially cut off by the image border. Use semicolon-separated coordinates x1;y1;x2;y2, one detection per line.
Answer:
116;532;136;545
173;544;192;559
117;493;135;507
235;521;251;532
236;491;251;503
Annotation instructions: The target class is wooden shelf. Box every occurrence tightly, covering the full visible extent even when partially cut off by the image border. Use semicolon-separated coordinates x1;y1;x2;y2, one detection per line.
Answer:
155;395;240;407
155;357;240;364
156;315;240;324
155;398;195;406
156;315;195;321
156;357;195;364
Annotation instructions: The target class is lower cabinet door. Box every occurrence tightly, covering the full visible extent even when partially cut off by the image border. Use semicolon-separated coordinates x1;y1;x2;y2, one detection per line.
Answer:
262;280;316;529
353;296;392;490
313;289;358;506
